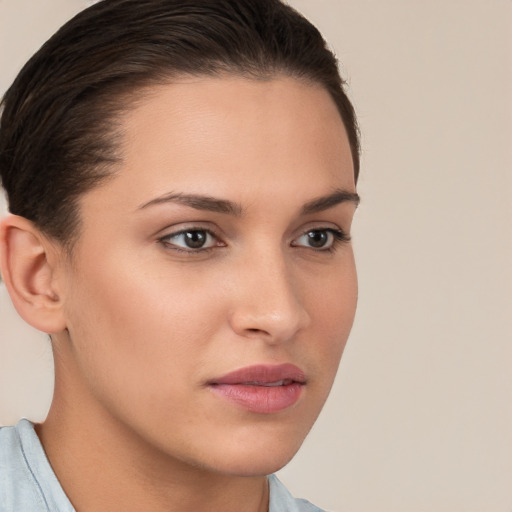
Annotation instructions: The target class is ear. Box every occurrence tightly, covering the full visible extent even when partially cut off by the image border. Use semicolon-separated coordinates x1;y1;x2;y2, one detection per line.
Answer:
0;215;67;334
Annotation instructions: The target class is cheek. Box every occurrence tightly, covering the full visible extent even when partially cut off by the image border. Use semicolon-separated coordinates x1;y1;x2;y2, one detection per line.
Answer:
304;257;357;375
63;258;225;402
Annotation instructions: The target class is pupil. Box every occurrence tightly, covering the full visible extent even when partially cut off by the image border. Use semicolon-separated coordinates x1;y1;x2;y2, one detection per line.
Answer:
308;230;327;248
185;231;207;248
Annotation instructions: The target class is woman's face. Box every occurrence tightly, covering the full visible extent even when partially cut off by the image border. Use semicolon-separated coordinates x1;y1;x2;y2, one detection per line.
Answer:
56;76;358;476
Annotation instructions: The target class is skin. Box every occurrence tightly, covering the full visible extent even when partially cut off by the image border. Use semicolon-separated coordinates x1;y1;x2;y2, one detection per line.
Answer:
1;76;358;512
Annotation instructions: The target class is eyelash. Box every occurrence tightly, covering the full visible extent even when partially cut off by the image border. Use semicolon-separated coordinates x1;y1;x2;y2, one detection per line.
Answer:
158;227;350;255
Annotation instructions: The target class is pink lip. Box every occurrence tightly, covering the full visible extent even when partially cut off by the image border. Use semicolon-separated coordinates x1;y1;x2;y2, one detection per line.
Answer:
208;364;306;414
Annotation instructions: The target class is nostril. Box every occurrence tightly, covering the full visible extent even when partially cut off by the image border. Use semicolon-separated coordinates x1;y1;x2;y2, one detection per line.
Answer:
246;327;269;335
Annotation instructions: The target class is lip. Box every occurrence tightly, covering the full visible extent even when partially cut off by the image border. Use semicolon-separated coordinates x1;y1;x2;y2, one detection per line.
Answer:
208;364;306;414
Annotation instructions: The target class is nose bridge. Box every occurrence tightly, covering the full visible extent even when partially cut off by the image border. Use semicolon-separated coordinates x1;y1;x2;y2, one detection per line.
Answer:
229;245;310;342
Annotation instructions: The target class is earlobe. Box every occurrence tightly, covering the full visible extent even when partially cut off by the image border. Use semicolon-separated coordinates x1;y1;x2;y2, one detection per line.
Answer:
0;215;67;334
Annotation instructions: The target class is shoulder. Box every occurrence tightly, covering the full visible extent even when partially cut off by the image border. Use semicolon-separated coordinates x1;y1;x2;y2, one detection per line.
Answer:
268;474;328;512
0;420;47;511
0;421;34;481
0;420;74;512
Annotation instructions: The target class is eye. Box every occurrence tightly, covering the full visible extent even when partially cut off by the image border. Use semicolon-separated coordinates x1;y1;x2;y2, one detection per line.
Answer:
159;228;221;252
291;228;349;251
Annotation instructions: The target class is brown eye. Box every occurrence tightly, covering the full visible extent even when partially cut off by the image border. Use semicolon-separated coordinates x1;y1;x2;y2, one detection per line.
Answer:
291;228;348;251
161;229;218;251
182;230;208;249
305;230;330;248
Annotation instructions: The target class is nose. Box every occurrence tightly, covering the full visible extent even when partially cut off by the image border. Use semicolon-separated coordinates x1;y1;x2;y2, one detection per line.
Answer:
228;250;311;343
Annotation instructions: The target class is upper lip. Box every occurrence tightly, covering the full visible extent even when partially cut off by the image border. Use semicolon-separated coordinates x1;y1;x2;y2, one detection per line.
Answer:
209;363;306;385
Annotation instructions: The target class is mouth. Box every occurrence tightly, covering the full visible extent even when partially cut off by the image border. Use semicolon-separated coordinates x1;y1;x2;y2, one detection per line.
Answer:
241;379;294;387
208;364;306;414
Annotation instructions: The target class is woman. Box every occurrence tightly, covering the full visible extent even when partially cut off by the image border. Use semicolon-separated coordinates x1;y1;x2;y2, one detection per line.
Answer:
0;0;360;510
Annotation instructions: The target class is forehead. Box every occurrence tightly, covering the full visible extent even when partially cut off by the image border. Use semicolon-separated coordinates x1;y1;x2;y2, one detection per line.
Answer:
81;76;355;216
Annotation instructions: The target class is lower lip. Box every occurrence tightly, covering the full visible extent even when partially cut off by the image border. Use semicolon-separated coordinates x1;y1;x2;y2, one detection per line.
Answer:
209;382;304;414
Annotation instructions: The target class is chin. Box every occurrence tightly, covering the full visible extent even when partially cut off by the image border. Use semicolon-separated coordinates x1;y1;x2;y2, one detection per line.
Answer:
198;423;311;477
211;448;299;478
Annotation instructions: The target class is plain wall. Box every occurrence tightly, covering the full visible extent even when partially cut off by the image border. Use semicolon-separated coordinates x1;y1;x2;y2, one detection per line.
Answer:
1;1;511;511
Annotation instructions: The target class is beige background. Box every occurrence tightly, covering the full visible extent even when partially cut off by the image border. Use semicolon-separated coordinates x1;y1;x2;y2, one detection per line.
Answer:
1;1;511;511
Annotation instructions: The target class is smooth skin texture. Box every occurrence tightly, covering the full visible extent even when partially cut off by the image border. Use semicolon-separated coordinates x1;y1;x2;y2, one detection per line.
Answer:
0;76;358;512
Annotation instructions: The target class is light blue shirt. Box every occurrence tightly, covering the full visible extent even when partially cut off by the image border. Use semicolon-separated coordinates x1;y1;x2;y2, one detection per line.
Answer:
0;419;325;512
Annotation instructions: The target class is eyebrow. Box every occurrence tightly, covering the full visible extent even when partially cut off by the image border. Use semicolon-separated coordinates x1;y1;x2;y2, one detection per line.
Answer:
138;193;243;215
138;188;359;215
301;189;360;214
